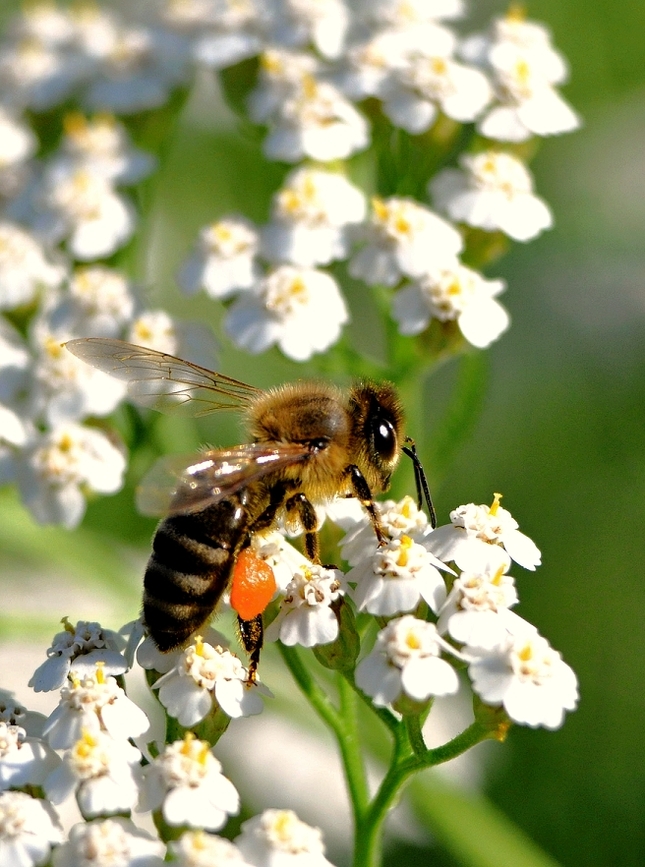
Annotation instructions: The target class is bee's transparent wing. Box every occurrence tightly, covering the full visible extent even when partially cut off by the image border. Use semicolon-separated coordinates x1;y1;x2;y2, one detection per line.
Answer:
136;442;311;517
65;337;260;416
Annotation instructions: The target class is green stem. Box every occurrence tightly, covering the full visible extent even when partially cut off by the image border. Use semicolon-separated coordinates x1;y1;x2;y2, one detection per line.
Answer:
337;674;370;825
278;645;370;835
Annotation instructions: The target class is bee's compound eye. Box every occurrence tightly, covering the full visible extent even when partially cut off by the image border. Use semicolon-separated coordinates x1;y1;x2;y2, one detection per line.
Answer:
372;418;397;461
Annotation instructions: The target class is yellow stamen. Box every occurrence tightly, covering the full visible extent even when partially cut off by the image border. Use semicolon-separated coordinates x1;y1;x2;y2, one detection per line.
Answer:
95;661;105;684
63;111;88;137
405;630;421;650
198;742;210;766
518;643;533;662
492;565;506;586
179;732;196;756
396;535;414;568
61;615;75;634
489;492;503;516
194;636;204;657
76;729;98;756
506;3;526;22
400;496;413;519
371;197;389;222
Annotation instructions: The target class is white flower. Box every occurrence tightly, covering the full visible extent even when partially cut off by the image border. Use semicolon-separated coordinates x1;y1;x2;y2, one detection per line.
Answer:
460;9;580;143
80;22;189;115
46;266;136;338
466;627;578;729
170;830;253;867
42;669;149;750
261;167;366;267
0;221;65;311
0;36;86;112
0;791;63;867
53;111;156;185
249;49;321;125
153;637;266;726
235;809;335;867
0;693;46;737
0;107;37;197
348;534;447;616
178;217;260;300
30;331;126;426
52;817;165;867
0;722;60;791
349;197;463;287
358;0;465;27
430;150;553;242
391;262;510;348
380;51;492;134
136;625;229;675
436;550;525;649
225;265;348;362
266;565;344;648
16;424;127;529
45;730;142;818
271;0;350;60
0;319;32;447
356;615;459;706
479;43;580;142
339;495;431;566
335;23;455;101
128;308;179;354
262;77;369;164
35;165;136;260
29;618;128;693
140;733;240;831
186;0;268;70
425;493;542;571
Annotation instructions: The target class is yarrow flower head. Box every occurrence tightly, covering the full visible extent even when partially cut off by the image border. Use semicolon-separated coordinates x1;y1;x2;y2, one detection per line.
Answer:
392;261;510;348
436;550;525;649
430;150;553;242
348;534;448;616
0;720;60;791
425;493;542;571
261;166;366;268
42;667;150;750
178;216;260;300
44;729;142;819
16;424;126;529
356;615;460;707
29;618;128;693
235;808;336;867
224;265;349;362
140;733;240;831
339;495;431;566
0;221;65;311
461;7;581;142
349;196;463;287
153;637;267;727
466;625;579;729
0;790;63;867
52;816;166;867
170;829;254;867
266;564;344;648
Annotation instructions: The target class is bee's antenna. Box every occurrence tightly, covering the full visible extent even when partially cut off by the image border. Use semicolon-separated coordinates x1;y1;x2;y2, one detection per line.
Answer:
402;438;437;529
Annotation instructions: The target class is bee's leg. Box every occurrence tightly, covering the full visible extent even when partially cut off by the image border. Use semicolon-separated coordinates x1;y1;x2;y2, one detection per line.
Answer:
249;479;293;535
237;613;263;684
285;492;320;563
344;464;386;545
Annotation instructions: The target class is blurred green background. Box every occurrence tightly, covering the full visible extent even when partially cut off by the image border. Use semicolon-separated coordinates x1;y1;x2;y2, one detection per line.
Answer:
1;1;644;866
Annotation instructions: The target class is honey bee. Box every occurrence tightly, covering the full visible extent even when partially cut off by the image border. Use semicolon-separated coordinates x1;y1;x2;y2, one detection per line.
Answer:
66;338;431;680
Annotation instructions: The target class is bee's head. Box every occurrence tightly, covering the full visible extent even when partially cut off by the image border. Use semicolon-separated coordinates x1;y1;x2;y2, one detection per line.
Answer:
348;381;404;494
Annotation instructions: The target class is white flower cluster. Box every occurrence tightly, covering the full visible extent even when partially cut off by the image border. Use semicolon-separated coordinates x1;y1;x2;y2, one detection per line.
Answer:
0;0;579;525
0;615;337;867
326;492;577;729
165;1;579;359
